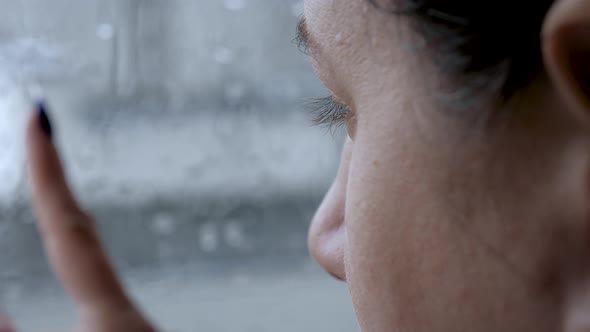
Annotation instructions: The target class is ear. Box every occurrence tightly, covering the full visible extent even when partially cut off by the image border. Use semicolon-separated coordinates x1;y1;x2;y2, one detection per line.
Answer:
543;0;590;120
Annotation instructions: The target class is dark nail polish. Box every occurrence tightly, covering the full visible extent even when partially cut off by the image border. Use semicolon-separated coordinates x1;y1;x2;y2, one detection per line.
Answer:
37;101;53;139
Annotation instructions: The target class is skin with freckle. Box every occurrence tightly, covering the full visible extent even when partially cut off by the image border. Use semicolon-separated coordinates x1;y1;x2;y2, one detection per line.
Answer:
306;0;590;331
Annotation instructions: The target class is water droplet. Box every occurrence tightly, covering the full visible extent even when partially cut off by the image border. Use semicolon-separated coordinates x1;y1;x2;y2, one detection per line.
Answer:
213;47;234;65
335;33;343;43
224;0;246;11
224;82;246;104
199;223;219;253
96;23;115;41
151;213;176;236
230;274;250;287
224;221;246;248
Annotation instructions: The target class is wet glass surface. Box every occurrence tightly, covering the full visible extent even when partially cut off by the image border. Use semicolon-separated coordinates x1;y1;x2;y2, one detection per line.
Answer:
0;1;356;330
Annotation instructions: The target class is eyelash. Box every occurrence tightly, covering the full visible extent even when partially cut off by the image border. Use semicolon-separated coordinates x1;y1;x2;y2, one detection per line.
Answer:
294;16;311;56
307;95;351;131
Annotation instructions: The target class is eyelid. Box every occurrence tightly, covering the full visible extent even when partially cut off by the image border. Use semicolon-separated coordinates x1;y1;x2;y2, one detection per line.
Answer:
307;95;352;132
330;94;349;109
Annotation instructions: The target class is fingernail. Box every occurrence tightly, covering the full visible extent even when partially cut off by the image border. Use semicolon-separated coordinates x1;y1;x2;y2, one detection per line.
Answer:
37;101;53;139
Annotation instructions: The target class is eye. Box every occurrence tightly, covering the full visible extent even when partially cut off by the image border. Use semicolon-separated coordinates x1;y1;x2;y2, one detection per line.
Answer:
307;95;353;135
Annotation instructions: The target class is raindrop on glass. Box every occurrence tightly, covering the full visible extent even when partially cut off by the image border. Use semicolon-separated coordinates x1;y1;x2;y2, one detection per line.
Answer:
96;23;115;41
224;0;246;11
199;223;219;253
231;274;250;287
213;47;234;65
151;213;176;236
224;221;246;248
224;82;246;104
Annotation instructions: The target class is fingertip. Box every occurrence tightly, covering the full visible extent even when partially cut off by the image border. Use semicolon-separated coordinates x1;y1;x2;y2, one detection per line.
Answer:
26;102;54;159
37;101;53;138
32;99;53;127
25;102;79;224
26;103;60;186
22;104;140;324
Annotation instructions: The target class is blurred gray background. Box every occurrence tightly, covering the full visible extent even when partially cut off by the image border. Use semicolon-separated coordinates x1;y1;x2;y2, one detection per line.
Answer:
0;0;357;331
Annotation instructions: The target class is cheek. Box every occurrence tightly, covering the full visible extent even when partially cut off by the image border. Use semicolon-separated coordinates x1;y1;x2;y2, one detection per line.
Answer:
343;131;410;329
343;111;563;331
343;113;476;330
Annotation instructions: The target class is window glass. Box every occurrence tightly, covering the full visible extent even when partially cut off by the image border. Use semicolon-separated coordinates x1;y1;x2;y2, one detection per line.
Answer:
0;1;356;330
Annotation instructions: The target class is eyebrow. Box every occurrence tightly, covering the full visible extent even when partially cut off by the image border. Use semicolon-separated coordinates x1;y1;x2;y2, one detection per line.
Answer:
295;16;313;55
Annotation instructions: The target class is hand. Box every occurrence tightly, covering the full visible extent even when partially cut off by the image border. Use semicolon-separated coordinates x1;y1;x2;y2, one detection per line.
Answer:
0;105;157;332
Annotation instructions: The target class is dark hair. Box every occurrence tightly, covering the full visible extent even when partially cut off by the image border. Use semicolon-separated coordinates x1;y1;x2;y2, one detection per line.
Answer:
371;0;555;102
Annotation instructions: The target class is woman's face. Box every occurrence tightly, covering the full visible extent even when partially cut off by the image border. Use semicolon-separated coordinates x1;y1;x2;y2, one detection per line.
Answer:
306;0;590;331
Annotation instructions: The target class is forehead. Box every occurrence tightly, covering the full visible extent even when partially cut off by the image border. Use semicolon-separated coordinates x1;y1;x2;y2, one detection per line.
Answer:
302;0;404;67
302;0;400;48
303;0;357;30
304;0;422;95
302;0;368;55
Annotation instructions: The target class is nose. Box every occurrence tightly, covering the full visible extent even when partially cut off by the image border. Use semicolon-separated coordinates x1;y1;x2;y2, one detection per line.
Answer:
308;139;352;282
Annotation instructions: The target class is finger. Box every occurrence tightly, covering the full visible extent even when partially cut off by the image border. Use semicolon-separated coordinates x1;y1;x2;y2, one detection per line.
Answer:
26;103;133;314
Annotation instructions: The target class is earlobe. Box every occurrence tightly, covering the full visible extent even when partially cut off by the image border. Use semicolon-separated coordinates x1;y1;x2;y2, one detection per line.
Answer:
543;0;590;120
